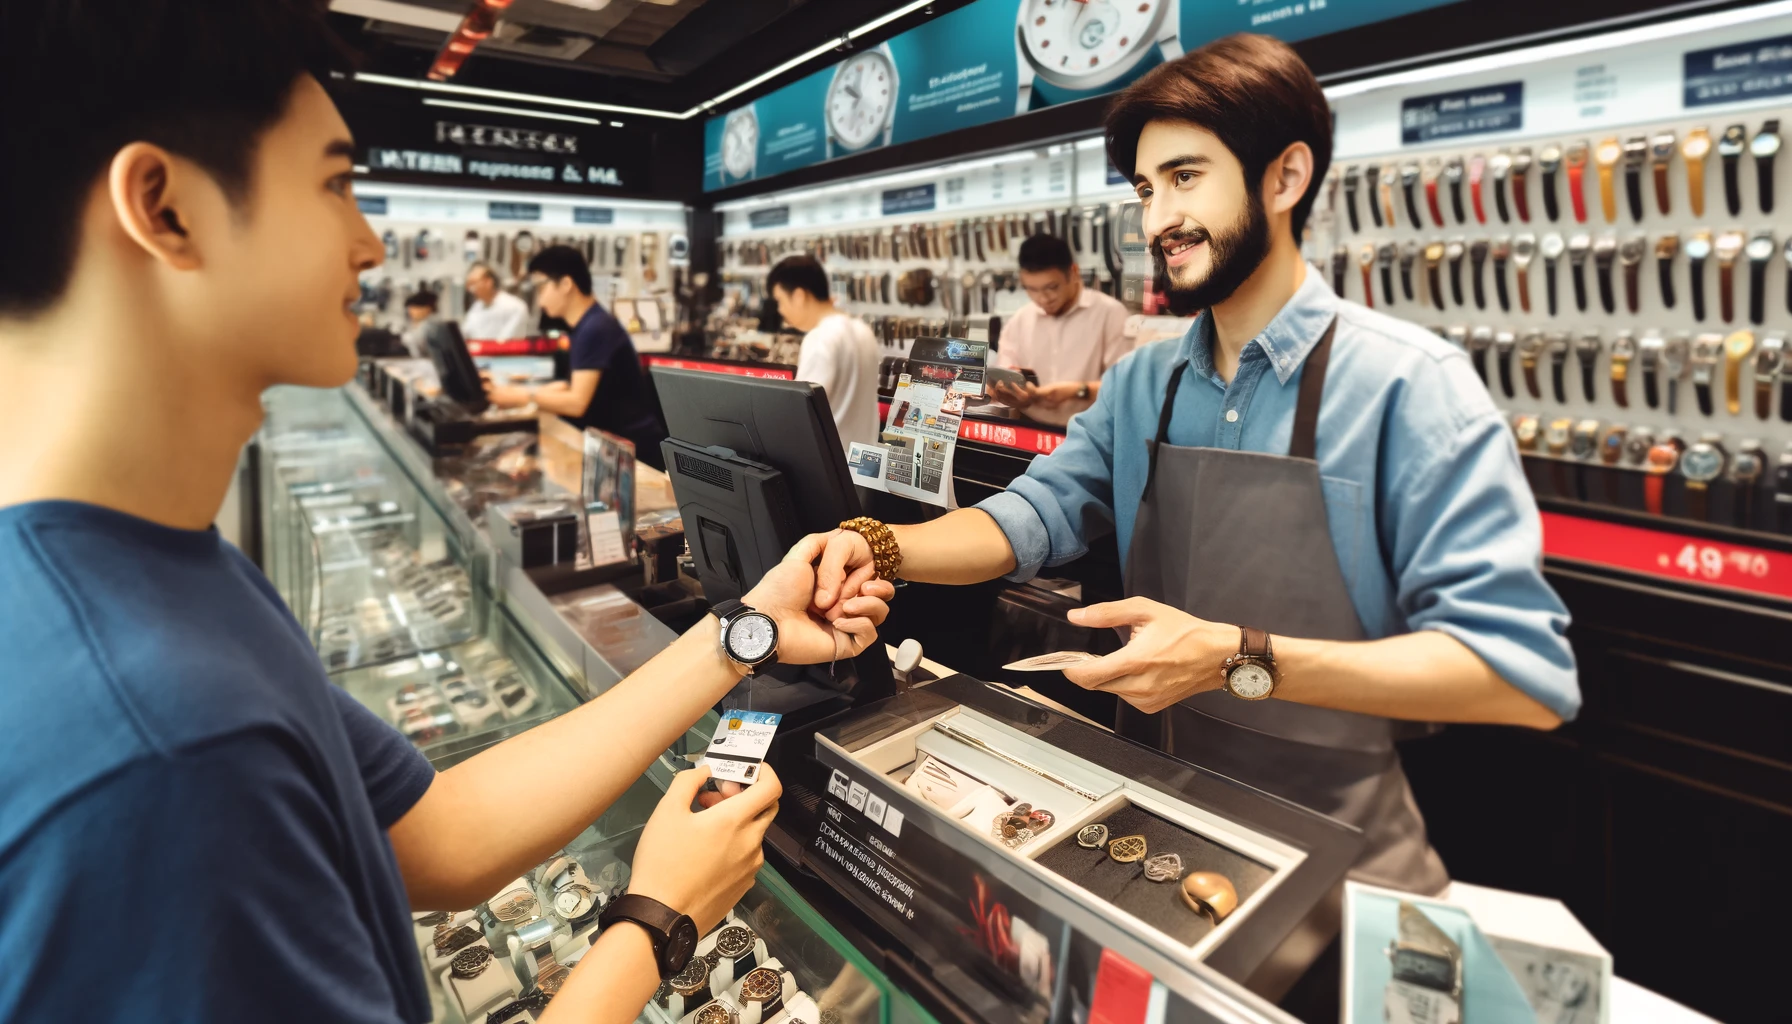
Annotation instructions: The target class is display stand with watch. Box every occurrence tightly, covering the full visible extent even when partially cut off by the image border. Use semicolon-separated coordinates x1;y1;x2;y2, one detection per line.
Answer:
1519;331;1546;401
1690;334;1723;417
1384;901;1463;1024
1645;432;1684;516
1639;330;1665;410
1655;231;1679;310
1747;231;1776;326
1686;230;1713;323
1546;332;1571;404
1752;119;1780;213
1540;233;1565;316
441;938;522;1020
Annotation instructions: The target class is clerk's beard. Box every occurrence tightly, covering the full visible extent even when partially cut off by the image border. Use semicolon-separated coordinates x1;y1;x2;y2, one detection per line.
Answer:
1151;191;1271;318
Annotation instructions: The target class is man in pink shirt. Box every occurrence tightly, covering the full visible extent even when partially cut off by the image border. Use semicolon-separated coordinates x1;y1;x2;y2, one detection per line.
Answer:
989;234;1134;426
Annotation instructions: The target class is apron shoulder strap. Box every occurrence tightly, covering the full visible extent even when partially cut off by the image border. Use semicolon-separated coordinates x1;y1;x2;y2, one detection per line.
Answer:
1288;317;1339;461
1142;360;1190;502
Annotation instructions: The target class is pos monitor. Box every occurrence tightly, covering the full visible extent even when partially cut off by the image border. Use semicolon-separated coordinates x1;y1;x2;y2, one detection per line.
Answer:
422;320;489;414
651;367;894;712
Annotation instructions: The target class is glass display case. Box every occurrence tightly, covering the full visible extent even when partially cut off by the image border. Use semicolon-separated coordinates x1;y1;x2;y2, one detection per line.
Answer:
255;383;905;1023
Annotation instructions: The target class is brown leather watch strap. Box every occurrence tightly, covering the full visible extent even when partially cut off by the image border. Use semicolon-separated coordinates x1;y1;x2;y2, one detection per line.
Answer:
1523;358;1541;400
1759;378;1774;419
1240;626;1272;659
1516;267;1531;313
1720;262;1736;323
1654;162;1671;216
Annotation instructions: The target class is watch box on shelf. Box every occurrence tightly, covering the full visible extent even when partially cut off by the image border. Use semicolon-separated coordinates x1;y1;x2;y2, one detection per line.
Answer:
791;675;1362;1019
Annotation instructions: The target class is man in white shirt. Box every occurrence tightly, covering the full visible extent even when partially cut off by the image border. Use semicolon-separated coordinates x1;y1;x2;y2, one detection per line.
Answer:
460;262;533;340
768;255;881;452
988;233;1134;427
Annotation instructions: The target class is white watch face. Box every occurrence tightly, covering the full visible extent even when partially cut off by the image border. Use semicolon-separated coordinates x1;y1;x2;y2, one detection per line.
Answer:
727;612;778;664
1228;662;1275;700
723;110;757;179
826;51;895;151
1019;0;1166;90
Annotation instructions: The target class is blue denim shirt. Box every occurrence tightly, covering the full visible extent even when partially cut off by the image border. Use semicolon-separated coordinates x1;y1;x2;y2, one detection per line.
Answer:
976;271;1580;719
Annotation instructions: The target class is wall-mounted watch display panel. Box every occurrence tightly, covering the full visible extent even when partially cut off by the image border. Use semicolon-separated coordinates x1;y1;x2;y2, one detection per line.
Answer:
1311;6;1792;544
795;675;1360;1020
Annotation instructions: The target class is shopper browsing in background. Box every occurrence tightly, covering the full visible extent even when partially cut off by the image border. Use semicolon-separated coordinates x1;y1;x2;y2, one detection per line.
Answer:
484;245;669;469
461;261;532;340
768;254;881;452
0;5;895;1023
987;233;1134;427
399;289;438;357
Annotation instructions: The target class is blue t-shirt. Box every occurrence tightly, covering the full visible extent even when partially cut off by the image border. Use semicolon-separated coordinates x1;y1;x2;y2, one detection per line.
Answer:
0;501;435;1022
565;301;666;465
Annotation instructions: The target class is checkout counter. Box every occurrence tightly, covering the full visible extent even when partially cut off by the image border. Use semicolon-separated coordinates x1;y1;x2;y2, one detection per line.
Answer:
249;360;1366;1024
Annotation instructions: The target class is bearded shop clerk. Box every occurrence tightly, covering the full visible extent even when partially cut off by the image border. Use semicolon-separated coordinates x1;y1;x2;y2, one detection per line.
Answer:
816;34;1579;892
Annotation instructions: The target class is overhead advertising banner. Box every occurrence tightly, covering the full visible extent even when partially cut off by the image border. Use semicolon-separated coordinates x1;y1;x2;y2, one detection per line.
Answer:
703;0;1460;191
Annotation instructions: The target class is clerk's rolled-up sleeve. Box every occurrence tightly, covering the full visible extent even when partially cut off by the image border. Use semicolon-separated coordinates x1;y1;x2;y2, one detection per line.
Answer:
1383;409;1581;719
974;369;1120;582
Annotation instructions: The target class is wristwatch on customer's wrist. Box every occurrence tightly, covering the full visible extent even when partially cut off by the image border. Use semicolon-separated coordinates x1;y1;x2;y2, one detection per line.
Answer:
1222;628;1278;701
601;894;700;981
712;599;779;675
1076;382;1091;401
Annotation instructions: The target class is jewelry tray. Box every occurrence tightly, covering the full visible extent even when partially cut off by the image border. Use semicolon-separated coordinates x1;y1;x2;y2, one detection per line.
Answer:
818;695;1306;967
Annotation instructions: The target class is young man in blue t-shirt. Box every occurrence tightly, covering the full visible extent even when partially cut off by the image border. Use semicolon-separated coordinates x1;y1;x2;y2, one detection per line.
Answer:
0;4;893;1021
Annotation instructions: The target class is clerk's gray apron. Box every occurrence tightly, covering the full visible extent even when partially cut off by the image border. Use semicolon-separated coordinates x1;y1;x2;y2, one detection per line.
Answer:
1114;319;1448;894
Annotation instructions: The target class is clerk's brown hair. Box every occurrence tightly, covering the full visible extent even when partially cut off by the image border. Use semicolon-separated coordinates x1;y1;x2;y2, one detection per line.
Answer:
1106;34;1332;243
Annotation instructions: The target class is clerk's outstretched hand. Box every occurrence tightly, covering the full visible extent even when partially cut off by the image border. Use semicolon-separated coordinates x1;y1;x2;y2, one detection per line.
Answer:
1060;597;1234;714
744;532;894;664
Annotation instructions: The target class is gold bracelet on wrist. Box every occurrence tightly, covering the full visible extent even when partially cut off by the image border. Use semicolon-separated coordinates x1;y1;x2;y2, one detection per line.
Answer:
839;516;901;581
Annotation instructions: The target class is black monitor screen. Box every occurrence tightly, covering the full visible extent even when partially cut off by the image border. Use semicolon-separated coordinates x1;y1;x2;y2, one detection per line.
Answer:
423;320;488;413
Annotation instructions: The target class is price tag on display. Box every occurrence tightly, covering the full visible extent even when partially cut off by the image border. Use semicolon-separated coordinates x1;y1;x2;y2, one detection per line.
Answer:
702;710;782;785
1539;512;1792;600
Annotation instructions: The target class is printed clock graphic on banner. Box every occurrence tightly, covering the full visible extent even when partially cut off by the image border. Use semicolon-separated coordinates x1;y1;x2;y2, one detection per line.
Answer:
827;45;899;157
1016;0;1182;114
722;105;759;183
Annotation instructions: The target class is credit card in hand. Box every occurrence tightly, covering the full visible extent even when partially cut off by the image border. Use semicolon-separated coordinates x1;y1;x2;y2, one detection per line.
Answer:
1002;651;1100;672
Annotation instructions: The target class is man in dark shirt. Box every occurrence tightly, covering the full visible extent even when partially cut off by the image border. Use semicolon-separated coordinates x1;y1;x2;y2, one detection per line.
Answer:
484;245;669;469
0;4;893;1022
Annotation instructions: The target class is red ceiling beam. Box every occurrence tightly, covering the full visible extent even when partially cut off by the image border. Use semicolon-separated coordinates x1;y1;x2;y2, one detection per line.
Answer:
428;0;513;81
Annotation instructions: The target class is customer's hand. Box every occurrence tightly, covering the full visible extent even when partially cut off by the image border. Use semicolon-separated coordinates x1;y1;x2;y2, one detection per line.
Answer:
627;764;781;933
1060;598;1235;714
745;533;894;664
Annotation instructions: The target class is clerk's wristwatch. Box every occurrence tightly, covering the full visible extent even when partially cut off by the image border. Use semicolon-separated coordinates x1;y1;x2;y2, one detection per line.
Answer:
1655;232;1680;310
1541;233;1566;316
1748;230;1776;326
1619;234;1645;314
1593;234;1618;314
1651;130;1677;216
1683;127;1712;217
1466;327;1493;385
1222;627;1277;701
1519;330;1546;401
1469;239;1490;310
1385;902;1463;1024
1495;331;1518;400
1492;236;1513;312
1538;143;1564;222
1687;230;1714;322
1724;330;1757;416
1719;124;1748;217
1610;330;1637;408
1732;441;1767;529
1358;243;1377;308
1690;333;1724;416
1567;233;1592;313
1756;333;1786;421
601;894;700;981
1424;242;1446;312
1639;330;1666;410
1594;137;1623;224
1546;331;1571;404
1342;165;1362;233
1716;230;1745;324
1645;432;1684;516
1681;436;1728;521
1566;140;1591;223
712;599;779;676
1490;151;1513;224
1513;234;1537;313
1752;120;1781;214
1622;135;1648;223
1575;331;1603;403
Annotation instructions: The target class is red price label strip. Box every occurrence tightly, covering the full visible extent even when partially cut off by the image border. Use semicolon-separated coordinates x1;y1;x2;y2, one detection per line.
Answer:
641;356;794;380
1540;511;1792;600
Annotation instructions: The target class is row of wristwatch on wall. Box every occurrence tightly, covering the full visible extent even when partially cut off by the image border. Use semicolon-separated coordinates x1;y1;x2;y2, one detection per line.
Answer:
1330;229;1788;323
1331;120;1782;233
720;206;1123;275
1457;328;1788;422
1511;415;1791;532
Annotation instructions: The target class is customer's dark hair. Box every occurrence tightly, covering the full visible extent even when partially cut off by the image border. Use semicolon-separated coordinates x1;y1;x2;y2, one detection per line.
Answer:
405;291;439;311
1105;34;1332;242
527;246;593;296
1018;234;1074;274
0;0;350;319
767;255;830;303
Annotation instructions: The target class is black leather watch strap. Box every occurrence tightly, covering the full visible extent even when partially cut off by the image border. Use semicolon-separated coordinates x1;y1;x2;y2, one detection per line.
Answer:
1659;257;1677;309
1724;151;1743;217
1580;359;1596;402
1597;259;1616;315
1783;378;1792;422
1471;346;1488;383
1541;168;1559;222
1624;260;1640;314
1752;258;1770;326
1571;261;1588;312
1626;165;1644;223
1696;378;1715;416
1759;151;1778;214
1471;247;1488;310
1449;255;1465;307
1691;257;1708;321
1546;261;1560;316
1494;261;1511;312
1551;357;1568;404
1381;264;1396;307
1428;262;1445;311
1644;365;1660;409
601;894;687;980
1498;345;1515;398
1450;175;1466;223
